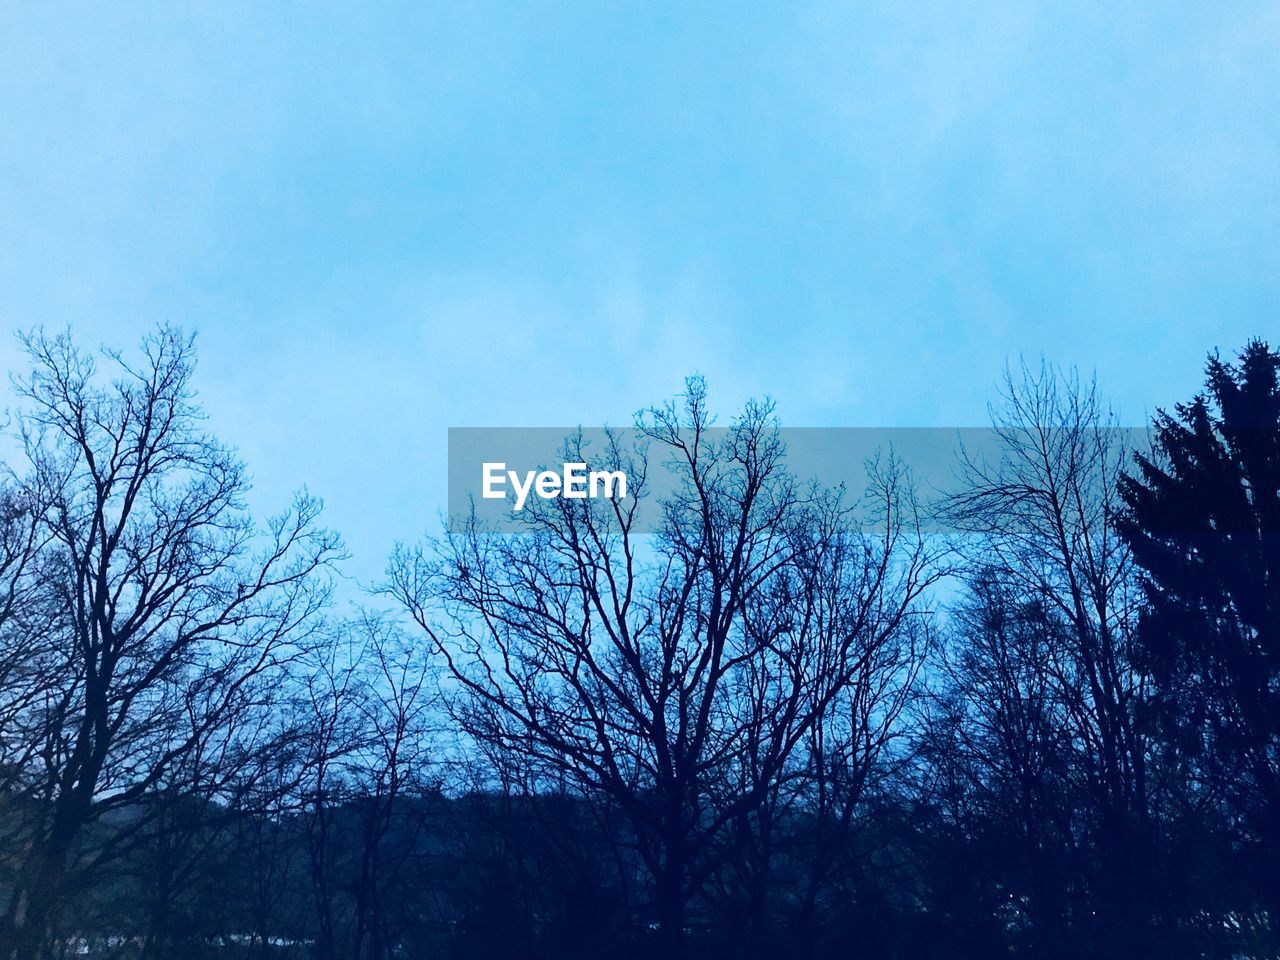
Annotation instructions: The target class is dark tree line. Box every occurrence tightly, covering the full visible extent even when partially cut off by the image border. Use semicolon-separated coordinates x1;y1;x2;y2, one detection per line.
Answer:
0;327;1278;959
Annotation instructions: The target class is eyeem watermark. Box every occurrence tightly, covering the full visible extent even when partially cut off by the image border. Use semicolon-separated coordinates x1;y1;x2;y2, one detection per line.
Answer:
449;426;1154;533
482;462;628;512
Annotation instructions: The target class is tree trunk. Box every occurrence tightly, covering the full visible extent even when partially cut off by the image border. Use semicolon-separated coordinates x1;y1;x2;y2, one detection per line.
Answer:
655;855;685;960
3;832;70;960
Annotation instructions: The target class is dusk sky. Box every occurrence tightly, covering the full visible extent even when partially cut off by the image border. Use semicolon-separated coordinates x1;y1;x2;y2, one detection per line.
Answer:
2;2;1278;585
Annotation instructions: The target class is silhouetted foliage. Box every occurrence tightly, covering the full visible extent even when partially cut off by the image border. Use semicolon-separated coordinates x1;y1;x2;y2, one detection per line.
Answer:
1119;339;1280;944
0;326;1276;959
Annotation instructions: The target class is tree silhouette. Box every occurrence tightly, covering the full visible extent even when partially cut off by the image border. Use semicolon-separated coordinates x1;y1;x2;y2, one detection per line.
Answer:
388;380;939;957
0;328;343;960
1118;339;1280;934
3;324;1278;958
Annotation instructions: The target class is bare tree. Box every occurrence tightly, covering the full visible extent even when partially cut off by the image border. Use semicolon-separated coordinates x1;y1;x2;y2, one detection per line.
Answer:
296;614;440;960
717;456;938;956
297;627;366;960
0;478;58;853
944;361;1150;948
389;380;941;955
0;327;342;960
347;615;439;960
231;735;311;959
932;578;1083;957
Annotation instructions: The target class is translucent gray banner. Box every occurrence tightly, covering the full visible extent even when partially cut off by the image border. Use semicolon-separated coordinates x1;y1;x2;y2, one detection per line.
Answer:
448;426;1152;533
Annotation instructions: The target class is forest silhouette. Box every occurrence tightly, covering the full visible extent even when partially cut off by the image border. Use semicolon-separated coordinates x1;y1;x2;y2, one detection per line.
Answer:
1;326;1279;959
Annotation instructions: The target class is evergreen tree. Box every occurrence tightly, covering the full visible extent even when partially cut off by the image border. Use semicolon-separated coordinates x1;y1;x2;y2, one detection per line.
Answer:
1118;339;1280;931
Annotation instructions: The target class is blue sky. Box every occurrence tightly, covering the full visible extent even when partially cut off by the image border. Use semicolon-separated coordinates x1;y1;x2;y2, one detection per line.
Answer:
1;2;1278;584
